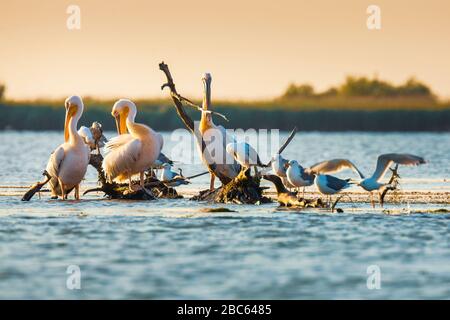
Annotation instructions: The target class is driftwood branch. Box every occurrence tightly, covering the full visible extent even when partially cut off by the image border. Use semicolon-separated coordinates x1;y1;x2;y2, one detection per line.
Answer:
159;62;195;132
277;126;297;155
21;171;51;201
265;126;298;167
380;164;400;206
159;62;235;185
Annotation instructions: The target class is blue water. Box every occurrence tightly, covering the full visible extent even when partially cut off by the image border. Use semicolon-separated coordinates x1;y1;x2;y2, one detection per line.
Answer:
0;131;449;299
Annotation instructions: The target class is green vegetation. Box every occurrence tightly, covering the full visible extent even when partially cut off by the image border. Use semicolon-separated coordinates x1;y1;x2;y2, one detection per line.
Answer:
283;76;434;99
278;76;440;111
1;76;449;131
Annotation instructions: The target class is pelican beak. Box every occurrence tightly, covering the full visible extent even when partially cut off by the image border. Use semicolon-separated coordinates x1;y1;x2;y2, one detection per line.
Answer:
114;111;128;135
64;104;77;142
114;113;121;135
202;76;211;111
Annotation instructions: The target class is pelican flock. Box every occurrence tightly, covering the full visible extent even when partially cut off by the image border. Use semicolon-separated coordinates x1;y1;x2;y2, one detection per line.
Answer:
31;70;428;210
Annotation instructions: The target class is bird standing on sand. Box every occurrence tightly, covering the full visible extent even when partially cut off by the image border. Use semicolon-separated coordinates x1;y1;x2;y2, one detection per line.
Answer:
102;99;163;192
46;96;90;200
357;153;427;207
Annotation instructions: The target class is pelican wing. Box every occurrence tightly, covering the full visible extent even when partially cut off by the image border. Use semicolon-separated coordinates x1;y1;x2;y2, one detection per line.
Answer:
46;146;65;178
308;158;365;179
372;153;426;181
102;134;142;181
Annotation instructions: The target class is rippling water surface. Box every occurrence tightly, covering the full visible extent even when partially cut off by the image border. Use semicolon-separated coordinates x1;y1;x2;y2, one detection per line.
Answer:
0;131;449;299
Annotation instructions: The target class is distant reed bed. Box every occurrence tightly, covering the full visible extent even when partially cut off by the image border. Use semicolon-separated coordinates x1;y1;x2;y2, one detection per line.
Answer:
1;98;449;131
1;76;449;131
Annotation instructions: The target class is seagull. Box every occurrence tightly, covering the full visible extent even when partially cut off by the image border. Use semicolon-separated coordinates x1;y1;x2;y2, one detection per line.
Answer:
78;122;107;154
306;158;365;179
286;158;364;197
286;160;315;194
357;153;427;207
270;154;296;189
314;174;353;205
226;142;267;175
160;163;190;188
147;152;175;177
77;126;95;153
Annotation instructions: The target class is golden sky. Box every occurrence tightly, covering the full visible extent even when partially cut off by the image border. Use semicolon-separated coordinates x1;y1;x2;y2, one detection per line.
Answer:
1;0;449;100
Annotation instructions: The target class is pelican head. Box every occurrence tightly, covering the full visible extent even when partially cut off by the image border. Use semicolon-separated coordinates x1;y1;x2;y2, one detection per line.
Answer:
202;73;212;84
202;73;212;111
111;99;136;135
64;95;83;142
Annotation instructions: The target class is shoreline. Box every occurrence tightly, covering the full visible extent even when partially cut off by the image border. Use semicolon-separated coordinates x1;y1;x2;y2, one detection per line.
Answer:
2;187;449;206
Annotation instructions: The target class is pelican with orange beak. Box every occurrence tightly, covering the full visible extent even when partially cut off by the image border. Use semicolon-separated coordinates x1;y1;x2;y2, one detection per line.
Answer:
102;99;163;191
198;73;240;190
45;95;90;200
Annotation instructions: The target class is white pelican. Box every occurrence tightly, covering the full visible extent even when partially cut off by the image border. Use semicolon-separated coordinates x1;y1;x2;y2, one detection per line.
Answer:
160;163;190;187
357;153;426;206
102;99;163;191
45;96;90;200
198;73;240;190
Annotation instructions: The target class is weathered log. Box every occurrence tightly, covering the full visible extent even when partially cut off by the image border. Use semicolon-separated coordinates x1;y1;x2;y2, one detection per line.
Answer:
85;153;184;200
379;164;400;207
192;169;271;204
263;174;327;208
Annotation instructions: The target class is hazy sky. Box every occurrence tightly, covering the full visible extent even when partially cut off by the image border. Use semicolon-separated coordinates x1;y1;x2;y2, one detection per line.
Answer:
1;0;449;100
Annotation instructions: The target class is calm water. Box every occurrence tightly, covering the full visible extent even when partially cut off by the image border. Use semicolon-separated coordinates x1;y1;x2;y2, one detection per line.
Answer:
0;131;449;299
